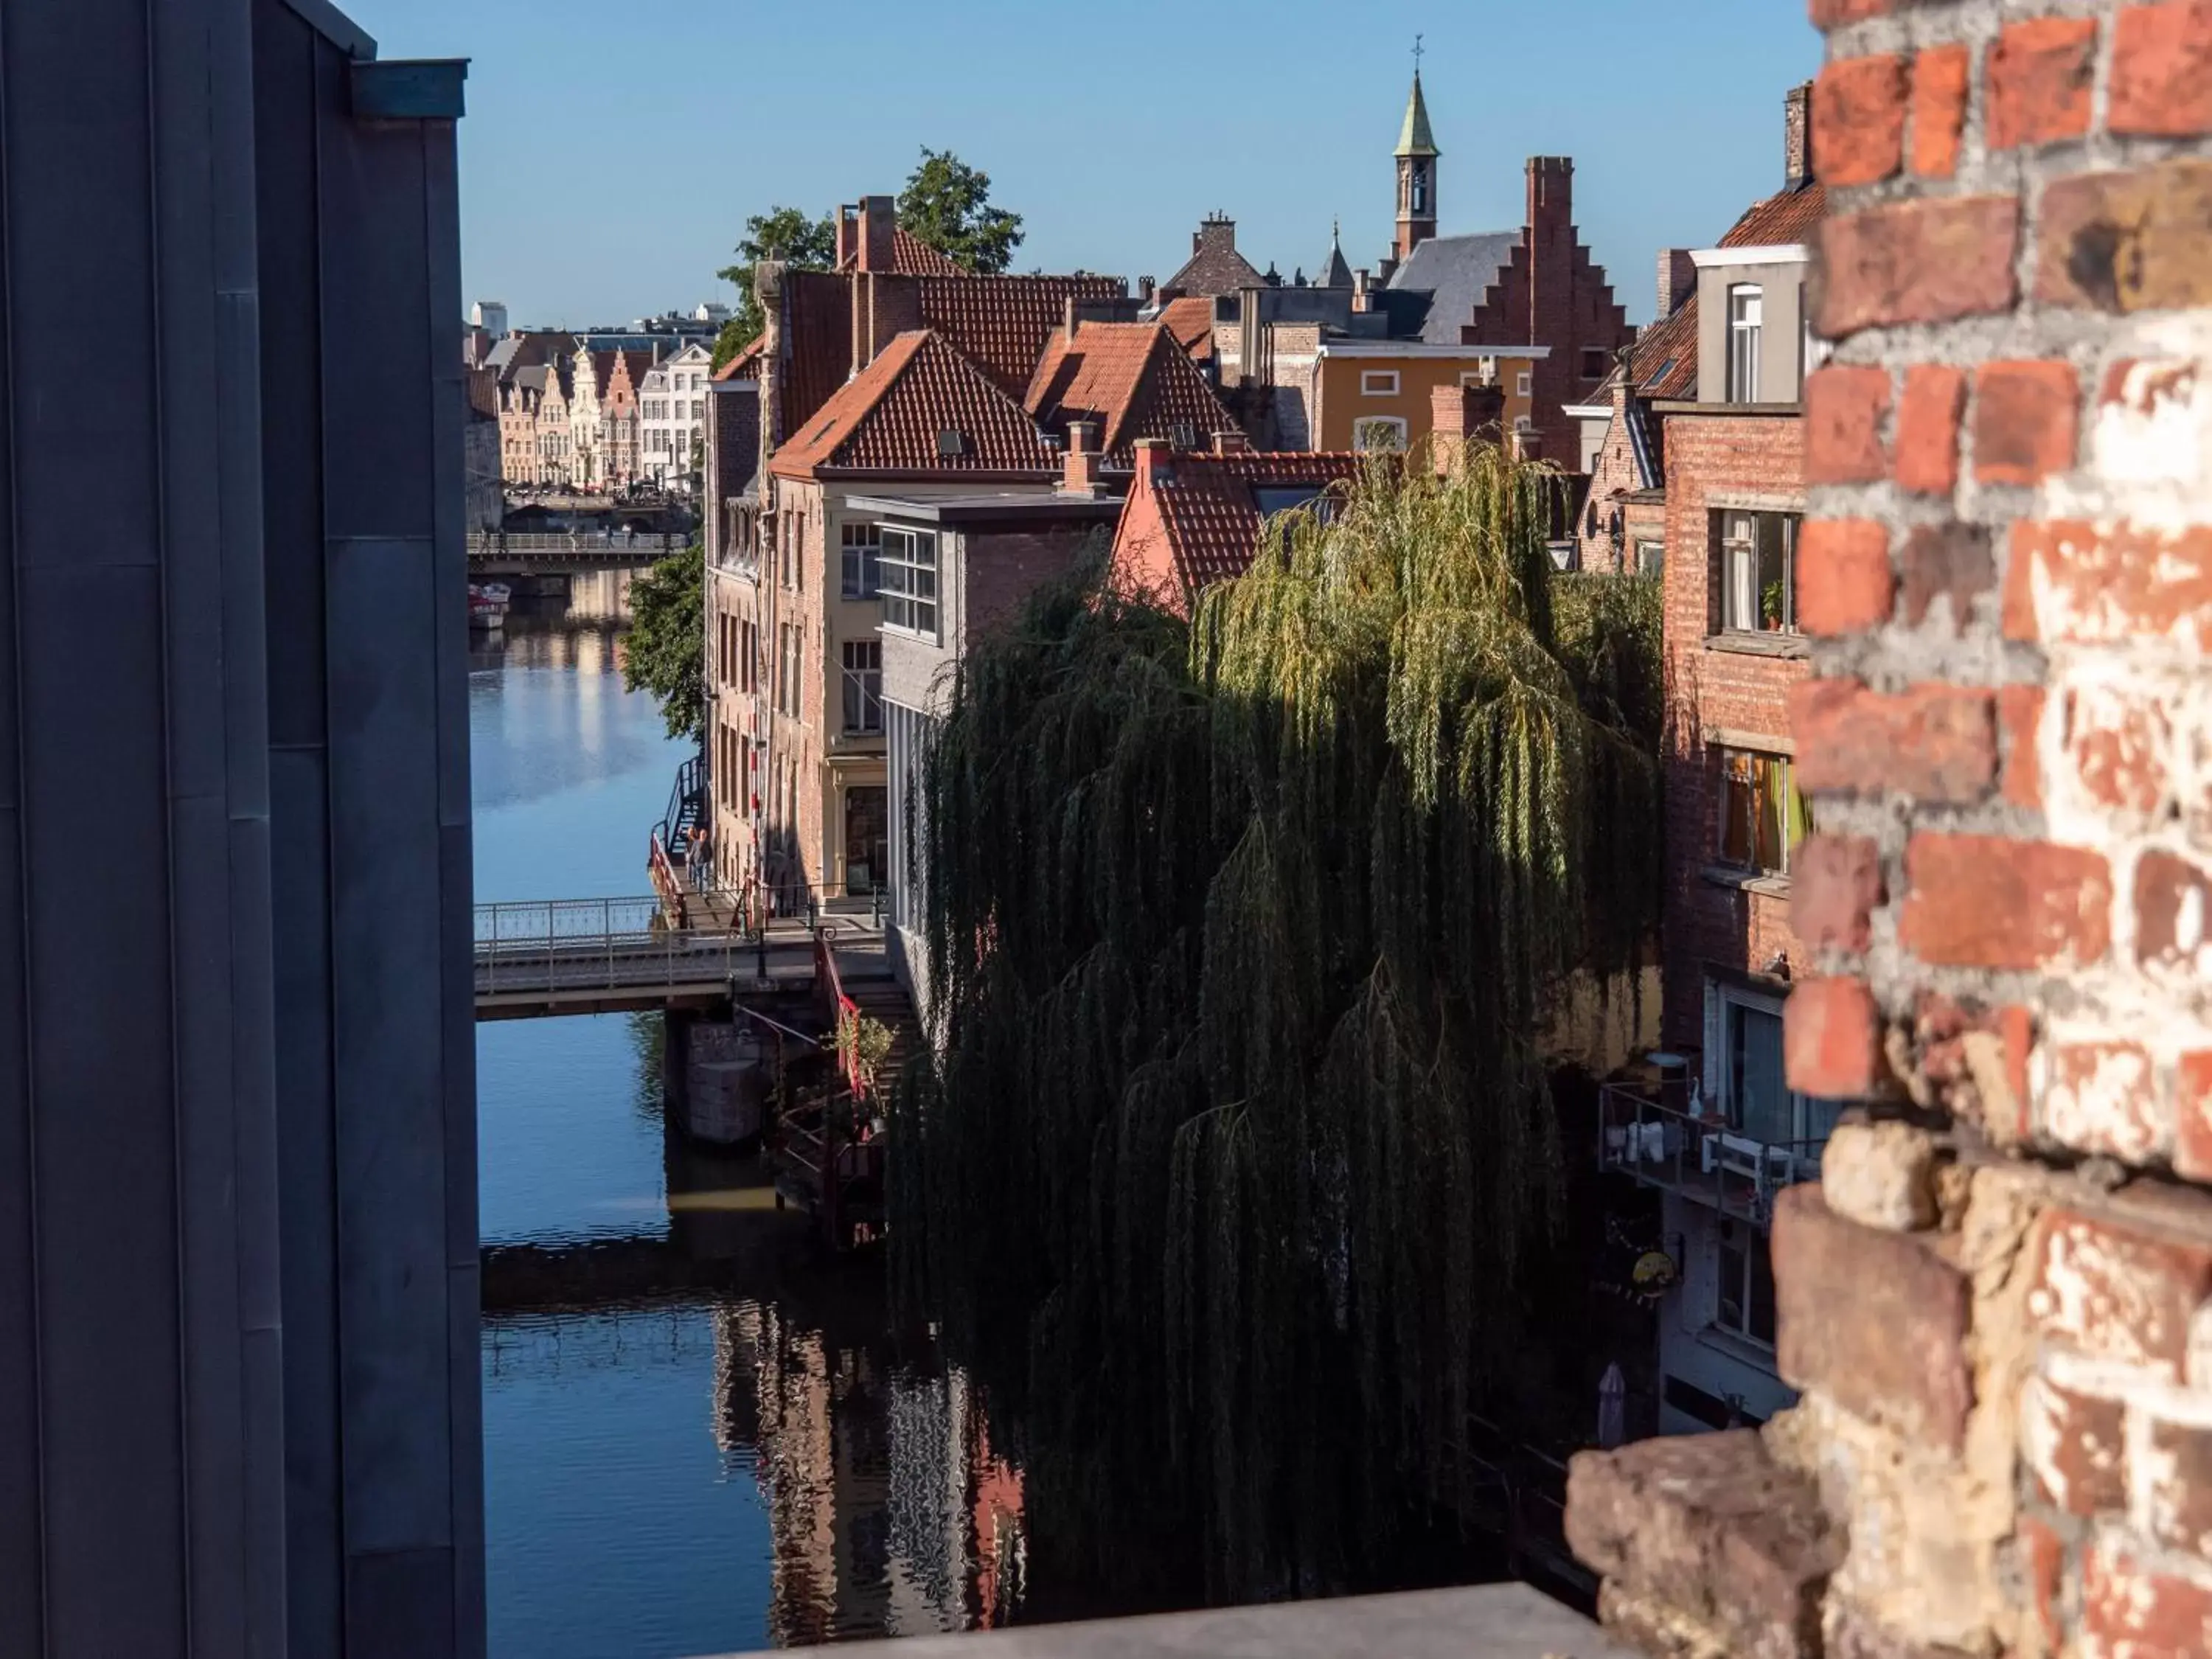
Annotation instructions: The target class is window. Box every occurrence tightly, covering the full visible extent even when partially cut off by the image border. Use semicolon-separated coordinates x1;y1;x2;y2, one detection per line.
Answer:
1716;1222;1777;1347
1360;369;1400;396
841;640;883;734
1582;347;1608;380
1717;748;1812;877
1352;416;1407;452
1513;415;1534;434
1251;483;1337;522
1717;510;1798;633
1635;539;1665;577
1408;161;1430;216
739;619;757;693
1713;981;1847;1152
1728;284;1764;403
776;624;803;717
880;526;940;639
1515;369;1533;397
841;522;883;599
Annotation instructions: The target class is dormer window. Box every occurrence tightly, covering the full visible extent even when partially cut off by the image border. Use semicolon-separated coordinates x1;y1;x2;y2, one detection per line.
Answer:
1728;285;1764;404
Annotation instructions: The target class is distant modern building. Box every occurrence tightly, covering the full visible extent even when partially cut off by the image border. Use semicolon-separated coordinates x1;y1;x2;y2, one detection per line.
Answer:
473;297;510;335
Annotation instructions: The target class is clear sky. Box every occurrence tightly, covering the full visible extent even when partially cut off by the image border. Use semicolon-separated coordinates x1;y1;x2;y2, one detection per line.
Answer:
347;0;1821;331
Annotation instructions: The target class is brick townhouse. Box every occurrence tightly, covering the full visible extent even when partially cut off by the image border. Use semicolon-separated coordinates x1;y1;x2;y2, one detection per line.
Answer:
700;198;1228;930
1590;85;1833;1436
1570;5;2212;1659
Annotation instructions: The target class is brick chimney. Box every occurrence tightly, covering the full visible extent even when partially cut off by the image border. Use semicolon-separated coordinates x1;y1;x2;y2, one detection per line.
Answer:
1656;248;1697;318
1134;437;1175;488
1510;425;1544;463
1431;382;1506;474
835;204;860;269
1211;430;1250;455
1138;275;1157;306
1352;269;1372;314
1784;82;1814;189
1062;421;1105;497
858;195;896;273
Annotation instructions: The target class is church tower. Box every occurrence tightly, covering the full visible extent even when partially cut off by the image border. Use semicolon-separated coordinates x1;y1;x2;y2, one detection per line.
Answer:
1394;69;1440;260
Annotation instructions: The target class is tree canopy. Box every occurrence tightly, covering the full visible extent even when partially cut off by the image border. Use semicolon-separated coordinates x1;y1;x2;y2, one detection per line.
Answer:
620;543;707;742
891;447;1663;1601
711;206;836;369
897;147;1025;275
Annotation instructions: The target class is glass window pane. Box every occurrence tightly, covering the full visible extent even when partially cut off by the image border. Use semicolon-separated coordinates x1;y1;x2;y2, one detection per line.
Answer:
1731;1004;1790;1145
1757;515;1790;630
1720;751;1754;865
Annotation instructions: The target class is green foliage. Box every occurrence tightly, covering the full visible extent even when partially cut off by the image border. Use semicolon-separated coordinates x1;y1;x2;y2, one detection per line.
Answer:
897;148;1025;275
621;543;706;742
891;451;1663;1601
712;205;837;367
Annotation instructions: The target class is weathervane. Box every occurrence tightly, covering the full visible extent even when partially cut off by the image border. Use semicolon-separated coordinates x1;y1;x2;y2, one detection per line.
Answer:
1413;33;1425;72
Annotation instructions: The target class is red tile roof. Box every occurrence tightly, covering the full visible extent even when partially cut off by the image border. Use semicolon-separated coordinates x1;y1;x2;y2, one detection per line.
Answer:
1720;181;1827;249
1156;296;1216;364
1024;322;1234;466
768;330;1057;479
1630;294;1699;400
714;337;763;381
915;274;1128;399
465;364;501;420
1113;449;1369;604
835;228;968;276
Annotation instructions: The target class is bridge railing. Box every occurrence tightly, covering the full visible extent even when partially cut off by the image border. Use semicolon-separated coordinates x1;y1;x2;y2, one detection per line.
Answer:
467;530;689;557
473;895;749;998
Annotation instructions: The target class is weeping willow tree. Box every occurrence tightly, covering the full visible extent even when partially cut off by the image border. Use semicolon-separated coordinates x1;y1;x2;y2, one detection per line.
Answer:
891;446;1662;1602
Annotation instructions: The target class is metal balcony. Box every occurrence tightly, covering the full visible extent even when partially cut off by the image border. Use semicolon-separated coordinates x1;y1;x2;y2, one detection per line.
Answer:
1597;1082;1827;1225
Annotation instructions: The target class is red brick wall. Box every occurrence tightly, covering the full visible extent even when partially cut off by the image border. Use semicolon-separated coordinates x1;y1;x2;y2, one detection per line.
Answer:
1462;159;1632;467
1571;7;2212;1658
962;526;1104;641
1659;414;1812;1051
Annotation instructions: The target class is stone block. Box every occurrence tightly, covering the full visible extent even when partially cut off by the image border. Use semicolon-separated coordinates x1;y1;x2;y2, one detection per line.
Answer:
1820;1120;1940;1232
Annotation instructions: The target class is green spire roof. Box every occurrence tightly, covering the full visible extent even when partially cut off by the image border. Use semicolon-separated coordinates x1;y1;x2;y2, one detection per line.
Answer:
1395;72;1439;159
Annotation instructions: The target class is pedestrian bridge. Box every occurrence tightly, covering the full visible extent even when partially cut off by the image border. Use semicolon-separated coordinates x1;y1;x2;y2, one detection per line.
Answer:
473;894;872;1020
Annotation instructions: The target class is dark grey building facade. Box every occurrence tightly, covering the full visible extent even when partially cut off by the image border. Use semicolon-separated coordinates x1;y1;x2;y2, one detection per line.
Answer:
0;1;480;1654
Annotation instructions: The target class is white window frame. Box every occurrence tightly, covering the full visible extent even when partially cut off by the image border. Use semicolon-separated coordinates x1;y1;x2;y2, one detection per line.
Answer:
1513;414;1534;434
879;525;941;641
841;521;883;600
1719;509;1799;634
1728;284;1764;404
1351;416;1407;452
1360;369;1400;397
840;639;883;734
1515;369;1533;398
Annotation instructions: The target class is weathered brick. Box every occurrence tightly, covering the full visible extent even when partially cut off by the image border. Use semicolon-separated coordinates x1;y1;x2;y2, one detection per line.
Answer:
2136;850;2212;978
1819;1118;1939;1231
1797;518;1895;633
1792;678;1996;803
1818;197;2021;336
1785;976;1884;1098
1566;1430;1840;1659
1817;55;1910;186
2083;1544;2212;1655
1793;834;1885;954
2028;1207;2212;1377
2110;2;2212;136
1895;365;1966;495
1913;993;2036;1138
2141;1415;2212;1562
2018;1516;2067;1656
2179;1051;2212;1183
2005;521;2212;651
1975;360;2081;485
1806;366;1893;483
1900;523;1991;633
1910;44;1971;178
1810;0;1893;24
2037;159;2212;313
2000;685;2047;810
2042;1042;2164;1163
2064;684;2172;815
1899;835;2112;971
2023;1372;2129;1515
1773;1186;1975;1449
1987;17;2101;150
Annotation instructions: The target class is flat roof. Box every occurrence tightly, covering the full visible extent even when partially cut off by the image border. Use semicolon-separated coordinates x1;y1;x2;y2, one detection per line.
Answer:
844;488;1123;524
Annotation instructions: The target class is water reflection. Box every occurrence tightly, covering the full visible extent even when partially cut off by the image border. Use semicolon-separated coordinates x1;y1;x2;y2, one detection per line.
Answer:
476;622;1028;1656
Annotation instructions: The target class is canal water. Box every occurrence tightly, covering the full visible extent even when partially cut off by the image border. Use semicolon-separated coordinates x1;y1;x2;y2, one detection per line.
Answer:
473;622;1027;1659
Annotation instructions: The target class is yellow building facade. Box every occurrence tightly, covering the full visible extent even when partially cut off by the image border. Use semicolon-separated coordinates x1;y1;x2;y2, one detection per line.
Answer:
1310;343;1546;453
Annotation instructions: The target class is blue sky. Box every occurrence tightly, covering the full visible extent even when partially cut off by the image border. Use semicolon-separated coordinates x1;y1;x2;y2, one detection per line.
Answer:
349;0;1820;330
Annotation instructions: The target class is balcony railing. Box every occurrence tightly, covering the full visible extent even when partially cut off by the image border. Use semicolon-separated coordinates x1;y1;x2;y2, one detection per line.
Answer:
1597;1082;1827;1225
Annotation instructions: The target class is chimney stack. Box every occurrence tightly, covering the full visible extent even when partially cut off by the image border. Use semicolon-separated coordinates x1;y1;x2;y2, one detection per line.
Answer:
1352;268;1372;313
1211;430;1250;455
1138;275;1157;306
858;195;895;273
835;204;860;269
1062;422;1105;497
1784;82;1814;190
1510;425;1544;463
1431;383;1506;474
1135;437;1175;488
1063;295;1081;340
1656;248;1697;318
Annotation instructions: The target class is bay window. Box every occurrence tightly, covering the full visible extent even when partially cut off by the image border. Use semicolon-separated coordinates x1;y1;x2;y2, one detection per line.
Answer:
880;526;939;640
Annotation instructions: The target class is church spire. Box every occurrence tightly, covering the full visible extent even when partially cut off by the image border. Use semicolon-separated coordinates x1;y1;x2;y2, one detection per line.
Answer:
1321;218;1354;288
1393;46;1440;260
